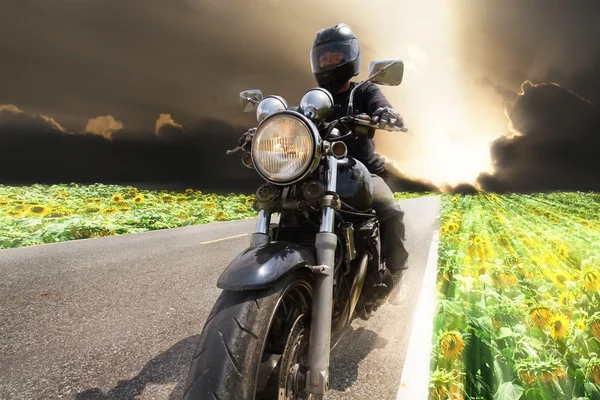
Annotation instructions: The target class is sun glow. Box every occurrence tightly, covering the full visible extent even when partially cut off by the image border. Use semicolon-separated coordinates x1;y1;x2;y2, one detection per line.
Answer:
351;0;507;187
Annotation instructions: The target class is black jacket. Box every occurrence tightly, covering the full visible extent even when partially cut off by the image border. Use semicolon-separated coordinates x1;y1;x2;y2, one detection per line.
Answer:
325;81;392;176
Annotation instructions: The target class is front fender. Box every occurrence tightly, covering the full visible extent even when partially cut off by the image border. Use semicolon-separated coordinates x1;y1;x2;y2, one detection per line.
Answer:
217;241;316;291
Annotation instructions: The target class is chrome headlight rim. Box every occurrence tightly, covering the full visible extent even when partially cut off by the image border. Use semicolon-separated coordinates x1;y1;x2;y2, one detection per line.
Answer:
251;110;322;185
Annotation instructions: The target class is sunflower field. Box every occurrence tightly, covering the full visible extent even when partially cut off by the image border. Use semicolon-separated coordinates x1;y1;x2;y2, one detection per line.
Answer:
0;183;260;249
0;183;433;249
430;192;600;400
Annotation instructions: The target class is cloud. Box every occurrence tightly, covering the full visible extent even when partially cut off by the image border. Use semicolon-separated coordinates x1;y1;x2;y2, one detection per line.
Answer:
155;113;183;136
477;80;600;192
0;105;263;193
84;115;123;139
0;103;66;133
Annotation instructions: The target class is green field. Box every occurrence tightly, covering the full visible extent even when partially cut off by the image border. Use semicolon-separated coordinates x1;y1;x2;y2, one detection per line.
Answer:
0;183;435;249
431;192;600;400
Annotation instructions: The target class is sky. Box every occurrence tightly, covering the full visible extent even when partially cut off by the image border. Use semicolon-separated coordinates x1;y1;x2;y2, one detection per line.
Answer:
1;0;599;192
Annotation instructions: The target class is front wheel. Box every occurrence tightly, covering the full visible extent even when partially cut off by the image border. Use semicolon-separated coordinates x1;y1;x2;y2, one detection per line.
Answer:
183;269;317;400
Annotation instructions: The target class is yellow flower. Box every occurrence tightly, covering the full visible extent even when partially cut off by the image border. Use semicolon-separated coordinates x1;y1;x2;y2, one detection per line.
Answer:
549;314;570;340
215;211;229;221
551;272;571;290
161;196;174;203
203;202;217;209
185;188;194;194
590;321;600;340
246;197;255;205
102;207;118;215
577;319;586;331
491;272;519;288
5;208;24;218
111;194;123;203
558;292;576;306
583;270;600;292
530;307;553;329
133;195;145;204
440;224;449;236
519;371;536;385
557;244;569;259
27;205;50;216
0;198;9;206
86;198;103;204
439;331;465;360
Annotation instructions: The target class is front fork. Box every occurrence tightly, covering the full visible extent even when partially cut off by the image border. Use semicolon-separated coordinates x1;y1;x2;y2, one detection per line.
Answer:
306;155;338;395
251;155;339;396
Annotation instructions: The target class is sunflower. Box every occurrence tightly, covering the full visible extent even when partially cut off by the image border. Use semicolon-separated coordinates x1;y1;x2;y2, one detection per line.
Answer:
551;271;571;290
111;194;123;203
0;198;9;206
161;195;174;203
589;320;600;340
86;198;103;204
557;244;569;259
27;205;50;216
440;224;449;236
246;197;255;205
491;272;519;288
203;202;217;209
5;208;24;218
583;270;600;292
529;307;553;329
519;371;536;385
549;314;570;340
577;319;586;331
447;223;460;234
185;188;194;194
558;291;576;306
235;205;248;214
439;331;465;360
102;207;118;215
215;211;228;221
133;195;145;205
587;358;600;385
83;205;102;213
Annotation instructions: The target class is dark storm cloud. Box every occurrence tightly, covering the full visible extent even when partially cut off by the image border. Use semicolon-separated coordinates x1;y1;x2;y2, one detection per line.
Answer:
0;106;264;193
451;0;600;192
476;81;600;193
0;0;440;192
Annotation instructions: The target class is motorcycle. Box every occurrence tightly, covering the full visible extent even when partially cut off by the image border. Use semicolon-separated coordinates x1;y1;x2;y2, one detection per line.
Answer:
183;59;408;400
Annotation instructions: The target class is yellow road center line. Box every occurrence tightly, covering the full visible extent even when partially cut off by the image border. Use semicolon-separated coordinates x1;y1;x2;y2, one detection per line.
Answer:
200;233;249;245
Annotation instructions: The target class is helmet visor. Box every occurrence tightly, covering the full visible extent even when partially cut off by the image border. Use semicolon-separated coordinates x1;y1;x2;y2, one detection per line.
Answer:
311;39;359;74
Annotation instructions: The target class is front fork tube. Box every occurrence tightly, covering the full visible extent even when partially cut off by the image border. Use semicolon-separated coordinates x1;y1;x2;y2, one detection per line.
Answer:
306;156;338;395
250;209;271;247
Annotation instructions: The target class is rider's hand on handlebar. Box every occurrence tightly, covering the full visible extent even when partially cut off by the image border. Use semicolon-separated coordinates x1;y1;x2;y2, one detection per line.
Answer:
371;107;405;130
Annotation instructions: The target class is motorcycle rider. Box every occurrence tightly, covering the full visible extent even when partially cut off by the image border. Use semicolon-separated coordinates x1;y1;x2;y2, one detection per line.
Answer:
310;23;410;293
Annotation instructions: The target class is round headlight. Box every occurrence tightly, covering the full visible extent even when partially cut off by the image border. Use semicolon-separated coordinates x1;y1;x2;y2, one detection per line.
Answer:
252;113;320;184
256;96;288;122
300;88;334;121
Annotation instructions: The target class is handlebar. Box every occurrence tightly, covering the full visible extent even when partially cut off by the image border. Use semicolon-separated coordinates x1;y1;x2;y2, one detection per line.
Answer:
350;115;408;132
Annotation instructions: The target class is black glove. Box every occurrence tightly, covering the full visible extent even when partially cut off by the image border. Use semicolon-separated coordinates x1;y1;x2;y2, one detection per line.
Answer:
371;107;405;129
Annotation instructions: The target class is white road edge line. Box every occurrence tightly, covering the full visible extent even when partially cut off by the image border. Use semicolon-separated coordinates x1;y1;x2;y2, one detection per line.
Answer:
200;233;249;245
396;226;441;400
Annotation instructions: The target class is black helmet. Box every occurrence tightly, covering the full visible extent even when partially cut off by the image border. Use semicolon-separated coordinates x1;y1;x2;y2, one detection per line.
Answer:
310;23;361;94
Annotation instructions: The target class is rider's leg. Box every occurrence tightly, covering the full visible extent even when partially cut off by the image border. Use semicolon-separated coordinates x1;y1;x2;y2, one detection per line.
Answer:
370;174;409;274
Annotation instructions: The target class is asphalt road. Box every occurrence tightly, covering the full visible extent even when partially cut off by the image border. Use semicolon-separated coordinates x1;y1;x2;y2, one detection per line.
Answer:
0;196;440;400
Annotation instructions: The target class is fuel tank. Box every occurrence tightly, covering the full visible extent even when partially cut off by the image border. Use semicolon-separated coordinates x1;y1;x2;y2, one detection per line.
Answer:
335;157;374;211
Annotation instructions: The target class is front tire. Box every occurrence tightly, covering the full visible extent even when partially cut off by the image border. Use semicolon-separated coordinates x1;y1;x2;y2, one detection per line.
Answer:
183;269;314;400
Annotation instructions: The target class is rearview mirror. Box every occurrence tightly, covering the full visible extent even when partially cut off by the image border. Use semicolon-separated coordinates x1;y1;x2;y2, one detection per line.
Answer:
239;90;264;112
367;60;404;86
